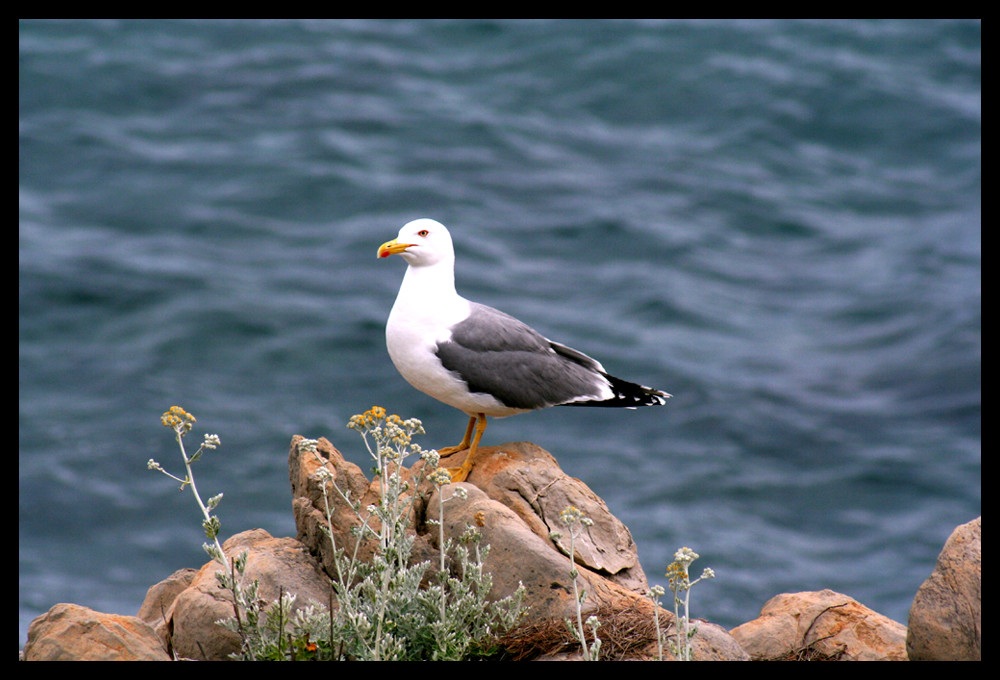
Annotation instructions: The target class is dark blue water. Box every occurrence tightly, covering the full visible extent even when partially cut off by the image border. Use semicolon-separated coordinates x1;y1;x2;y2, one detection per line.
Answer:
20;19;980;647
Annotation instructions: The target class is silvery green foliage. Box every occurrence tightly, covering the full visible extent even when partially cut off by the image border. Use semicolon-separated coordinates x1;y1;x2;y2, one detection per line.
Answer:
219;408;525;661
665;547;715;661
557;506;601;660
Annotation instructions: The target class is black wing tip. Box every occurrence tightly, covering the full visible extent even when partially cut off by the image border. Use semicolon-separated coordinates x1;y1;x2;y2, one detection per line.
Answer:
627;386;671;408
647;389;672;406
613;374;671;406
564;376;671;409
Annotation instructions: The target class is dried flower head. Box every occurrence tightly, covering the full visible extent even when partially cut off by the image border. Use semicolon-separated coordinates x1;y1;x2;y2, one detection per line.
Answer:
161;406;196;434
429;467;453;486
559;505;586;526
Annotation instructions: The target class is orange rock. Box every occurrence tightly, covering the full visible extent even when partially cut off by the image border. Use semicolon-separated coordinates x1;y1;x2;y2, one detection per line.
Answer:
167;529;334;661
288;435;748;660
730;589;907;661
907;516;981;661
24;603;170;661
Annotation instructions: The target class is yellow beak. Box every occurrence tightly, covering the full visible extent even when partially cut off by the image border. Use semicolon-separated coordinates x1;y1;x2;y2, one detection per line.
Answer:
377;239;414;259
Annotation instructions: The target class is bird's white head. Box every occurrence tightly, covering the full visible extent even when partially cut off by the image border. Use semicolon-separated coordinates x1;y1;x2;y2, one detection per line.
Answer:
377;218;455;268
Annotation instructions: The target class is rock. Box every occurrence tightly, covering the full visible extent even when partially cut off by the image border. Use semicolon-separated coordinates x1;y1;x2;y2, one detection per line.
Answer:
288;435;410;577
23;603;170;661
290;436;645;622
428;480;616;622
446;441;648;593
39;430;964;662
166;529;334;661
136;567;197;656
906;516;981;661
288;435;748;660
729;589;908;661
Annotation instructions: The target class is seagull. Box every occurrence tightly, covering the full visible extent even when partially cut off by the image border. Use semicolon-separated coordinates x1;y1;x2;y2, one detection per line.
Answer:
378;218;669;482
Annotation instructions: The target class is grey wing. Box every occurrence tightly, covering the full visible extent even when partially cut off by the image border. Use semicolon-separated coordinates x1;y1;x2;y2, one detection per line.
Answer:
434;303;612;410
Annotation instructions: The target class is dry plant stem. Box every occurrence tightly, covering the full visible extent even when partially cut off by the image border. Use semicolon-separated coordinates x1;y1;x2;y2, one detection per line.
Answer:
438;489;448;623
174;429;227;563
569;537;589;659
558;506;598;660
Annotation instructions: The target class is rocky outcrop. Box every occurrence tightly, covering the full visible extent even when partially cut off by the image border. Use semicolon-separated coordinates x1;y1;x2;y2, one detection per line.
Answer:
166;529;334;661
23;603;170;661
135;567;197;655
729;589;908;660
289;436;746;660
907;516;981;661
290;437;650;620
439;441;649;593
19;433;982;662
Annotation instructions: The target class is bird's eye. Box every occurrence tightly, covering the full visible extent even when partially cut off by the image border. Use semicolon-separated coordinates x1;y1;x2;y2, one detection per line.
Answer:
418;230;429;237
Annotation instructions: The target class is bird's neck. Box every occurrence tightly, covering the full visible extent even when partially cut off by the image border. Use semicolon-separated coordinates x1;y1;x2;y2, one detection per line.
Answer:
397;261;460;307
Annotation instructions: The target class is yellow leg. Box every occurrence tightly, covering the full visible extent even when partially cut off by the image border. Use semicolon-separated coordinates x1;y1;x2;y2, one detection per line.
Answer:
436;415;476;456
447;413;487;483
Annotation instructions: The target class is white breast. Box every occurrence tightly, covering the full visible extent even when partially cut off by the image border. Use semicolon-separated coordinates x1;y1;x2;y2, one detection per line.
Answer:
385;296;523;418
